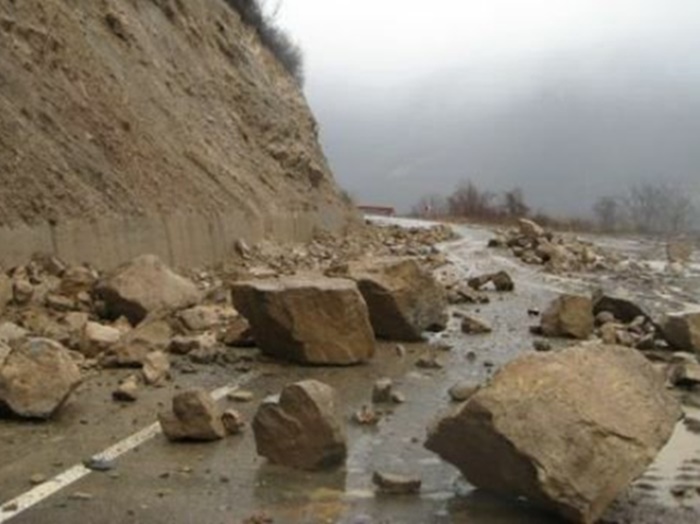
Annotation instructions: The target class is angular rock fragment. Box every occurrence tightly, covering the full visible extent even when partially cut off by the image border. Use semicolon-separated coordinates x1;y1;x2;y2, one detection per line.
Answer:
159;389;225;441
372;378;393;403
221;409;245;435
219;316;255;348
540;295;594;339
425;344;681;523
518;218;545;239
141;351;170;385
0;274;13;315
372;471;422;494
95;255;200;325
0;338;82;419
347;258;448;341
461;315;492;335
233;277;375;365
661;312;700;353
252;380;346;469
468;271;514;292
81;322;121;358
101;320;172;367
112;374;140;402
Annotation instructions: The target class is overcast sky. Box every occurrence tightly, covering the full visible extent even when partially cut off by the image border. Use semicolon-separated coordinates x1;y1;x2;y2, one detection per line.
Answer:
276;0;700;216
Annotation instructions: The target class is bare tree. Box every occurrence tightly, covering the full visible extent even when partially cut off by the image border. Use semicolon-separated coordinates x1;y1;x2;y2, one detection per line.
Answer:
448;180;496;219
623;182;695;235
411;194;448;218
592;196;621;232
502;188;530;218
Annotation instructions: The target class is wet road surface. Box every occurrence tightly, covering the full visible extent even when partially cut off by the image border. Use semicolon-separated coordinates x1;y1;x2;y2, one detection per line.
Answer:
1;221;699;523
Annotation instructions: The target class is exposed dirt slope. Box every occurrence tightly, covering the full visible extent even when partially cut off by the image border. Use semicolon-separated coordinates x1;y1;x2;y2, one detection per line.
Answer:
0;0;356;267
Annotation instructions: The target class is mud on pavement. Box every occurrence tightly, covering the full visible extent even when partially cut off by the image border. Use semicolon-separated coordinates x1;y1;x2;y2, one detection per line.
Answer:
1;218;700;524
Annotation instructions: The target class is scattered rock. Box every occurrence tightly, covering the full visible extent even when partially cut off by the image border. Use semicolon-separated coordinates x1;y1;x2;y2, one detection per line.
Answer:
353;405;380;426
83;457;115;472
178;305;230;332
372;471;422;494
661;312;700;353
416;353;443;369
81;321;121;357
347;258;448;341
669;360;700;388
468;271;514;292
221;409;245;435
112;374;140;402
159;389;226;442
532;339;552;352
540;294;594;339
227;390;254;403
0;322;28;344
0;338;82;419
518;218;545;239
0;275;13;314
461;315;492;335
233;277;375;365
372;378;393;403
252;380;347;470
94;255;200;325
29;473;47;485
141;351;170;385
12;279;33;305
219;316;254;348
448;382;478;402
425;344;681;523
101;320;172;367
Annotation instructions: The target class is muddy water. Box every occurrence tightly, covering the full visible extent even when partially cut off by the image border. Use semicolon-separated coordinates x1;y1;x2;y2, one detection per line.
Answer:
3;221;700;523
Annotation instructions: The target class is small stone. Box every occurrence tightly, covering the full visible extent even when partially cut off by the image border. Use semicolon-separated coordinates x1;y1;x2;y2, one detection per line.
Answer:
141;351;170;386
69;492;94;501
227;390;254;403
533;339;552;352
112;375;139;402
372;378;393;403
353;405;380;426
372;471;421;494
390;391;406;404
461;316;492;335
416;354;443;369
395;344;406;357
83;457;116;472
448;382;478;402
221;409;245;435
29;473;47;485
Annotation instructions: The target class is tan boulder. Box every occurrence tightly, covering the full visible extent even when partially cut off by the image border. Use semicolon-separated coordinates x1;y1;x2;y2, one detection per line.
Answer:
80;321;121;358
661;312;700;353
541;295;594;339
253;380;347;470
94;255;200;325
425;344;680;524
518;218;545;239
101;319;172;367
0;338;82;419
141;351;170;385
346;258;447;341
232;277;374;365
158;389;226;442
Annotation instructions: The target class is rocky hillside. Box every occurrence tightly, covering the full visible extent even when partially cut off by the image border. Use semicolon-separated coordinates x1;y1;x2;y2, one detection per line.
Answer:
0;0;356;268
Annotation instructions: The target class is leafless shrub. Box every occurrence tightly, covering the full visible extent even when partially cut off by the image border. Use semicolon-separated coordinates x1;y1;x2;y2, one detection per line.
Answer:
223;0;304;85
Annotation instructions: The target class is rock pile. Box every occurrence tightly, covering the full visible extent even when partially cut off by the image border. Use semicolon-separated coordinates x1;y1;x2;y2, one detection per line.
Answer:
488;218;609;273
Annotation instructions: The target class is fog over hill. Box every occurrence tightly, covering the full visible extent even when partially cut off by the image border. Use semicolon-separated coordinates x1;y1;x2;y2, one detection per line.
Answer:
279;0;700;218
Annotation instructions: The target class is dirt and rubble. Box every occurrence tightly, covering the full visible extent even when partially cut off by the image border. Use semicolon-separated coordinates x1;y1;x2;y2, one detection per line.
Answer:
0;217;699;524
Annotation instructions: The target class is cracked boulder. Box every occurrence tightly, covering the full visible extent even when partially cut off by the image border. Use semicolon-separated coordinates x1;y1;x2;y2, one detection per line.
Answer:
0;338;82;419
232;277;375;365
346;258;447;341
425;344;680;523
252;380;347;470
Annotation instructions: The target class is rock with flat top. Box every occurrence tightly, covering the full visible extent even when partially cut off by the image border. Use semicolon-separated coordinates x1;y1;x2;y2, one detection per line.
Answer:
252;380;346;470
232;277;374;365
425;344;680;524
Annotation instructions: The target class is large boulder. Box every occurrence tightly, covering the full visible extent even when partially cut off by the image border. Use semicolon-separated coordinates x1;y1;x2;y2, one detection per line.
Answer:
0;338;82;419
661;312;700;353
252;380;347;470
346;258;447;341
232;277;375;365
158;389;225;442
541;295;594;339
94;255;200;325
425;344;680;524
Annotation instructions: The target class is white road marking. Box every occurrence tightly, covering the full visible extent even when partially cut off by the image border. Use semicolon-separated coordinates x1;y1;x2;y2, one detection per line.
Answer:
0;376;255;523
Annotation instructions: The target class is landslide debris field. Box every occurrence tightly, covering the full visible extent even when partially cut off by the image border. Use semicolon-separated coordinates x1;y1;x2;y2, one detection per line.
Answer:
0;218;699;524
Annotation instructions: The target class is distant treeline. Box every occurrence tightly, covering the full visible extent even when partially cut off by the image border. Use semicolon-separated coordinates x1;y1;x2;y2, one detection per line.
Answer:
411;180;697;235
223;0;304;85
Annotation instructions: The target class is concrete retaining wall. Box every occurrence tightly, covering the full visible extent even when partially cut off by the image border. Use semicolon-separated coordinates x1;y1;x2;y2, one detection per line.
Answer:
0;204;349;270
